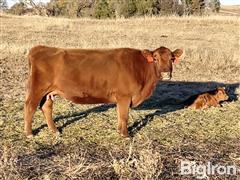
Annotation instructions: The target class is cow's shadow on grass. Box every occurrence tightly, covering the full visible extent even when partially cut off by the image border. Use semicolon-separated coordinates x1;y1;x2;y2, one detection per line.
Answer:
33;104;114;135
33;81;239;136
129;81;239;136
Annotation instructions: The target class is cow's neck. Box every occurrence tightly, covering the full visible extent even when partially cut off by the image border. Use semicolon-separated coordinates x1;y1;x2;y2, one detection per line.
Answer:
153;61;161;79
131;60;159;107
147;62;159;83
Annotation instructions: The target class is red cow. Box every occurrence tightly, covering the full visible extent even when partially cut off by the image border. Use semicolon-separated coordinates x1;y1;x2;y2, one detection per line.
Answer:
24;46;183;137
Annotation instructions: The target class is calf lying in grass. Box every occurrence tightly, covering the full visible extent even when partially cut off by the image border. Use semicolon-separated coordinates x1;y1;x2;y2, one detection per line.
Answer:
185;87;229;109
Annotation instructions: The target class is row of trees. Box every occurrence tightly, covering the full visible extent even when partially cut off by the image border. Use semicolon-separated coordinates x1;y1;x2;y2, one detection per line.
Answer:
1;0;221;18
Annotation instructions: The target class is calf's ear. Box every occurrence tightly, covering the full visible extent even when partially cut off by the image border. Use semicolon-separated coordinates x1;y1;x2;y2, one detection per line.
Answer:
142;49;154;63
172;49;183;64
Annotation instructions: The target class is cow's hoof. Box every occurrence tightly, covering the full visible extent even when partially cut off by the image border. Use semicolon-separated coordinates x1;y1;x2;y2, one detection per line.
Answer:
120;133;130;138
117;129;121;134
26;134;33;138
54;130;61;137
118;130;129;138
25;131;33;138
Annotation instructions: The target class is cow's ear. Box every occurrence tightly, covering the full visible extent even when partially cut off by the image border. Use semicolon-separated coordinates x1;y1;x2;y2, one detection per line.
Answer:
172;49;183;64
142;49;154;63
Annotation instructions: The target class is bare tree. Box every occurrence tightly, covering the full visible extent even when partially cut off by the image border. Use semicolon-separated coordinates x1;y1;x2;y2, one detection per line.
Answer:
21;0;48;15
0;0;8;10
45;0;95;17
67;0;95;17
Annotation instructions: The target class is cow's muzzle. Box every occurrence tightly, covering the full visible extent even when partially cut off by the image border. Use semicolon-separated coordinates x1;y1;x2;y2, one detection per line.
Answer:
160;72;171;80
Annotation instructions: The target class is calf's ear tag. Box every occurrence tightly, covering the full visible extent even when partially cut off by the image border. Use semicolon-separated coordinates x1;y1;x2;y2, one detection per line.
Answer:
142;50;153;63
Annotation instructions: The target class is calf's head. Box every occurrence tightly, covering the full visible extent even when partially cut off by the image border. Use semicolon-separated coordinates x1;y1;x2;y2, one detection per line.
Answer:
216;87;229;102
142;47;183;80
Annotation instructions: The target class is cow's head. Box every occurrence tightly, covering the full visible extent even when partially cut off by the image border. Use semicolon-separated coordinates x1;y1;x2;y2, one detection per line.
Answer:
142;47;183;80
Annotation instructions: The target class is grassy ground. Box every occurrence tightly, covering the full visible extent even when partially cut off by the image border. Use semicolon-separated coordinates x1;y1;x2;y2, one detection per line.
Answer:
0;14;240;179
220;5;240;16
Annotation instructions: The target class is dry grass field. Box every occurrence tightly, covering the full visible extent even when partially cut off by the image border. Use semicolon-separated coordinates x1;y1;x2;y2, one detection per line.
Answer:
220;5;240;16
0;14;240;179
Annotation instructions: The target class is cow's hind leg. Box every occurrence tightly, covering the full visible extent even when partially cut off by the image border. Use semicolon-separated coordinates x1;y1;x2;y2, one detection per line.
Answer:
40;95;59;134
24;93;41;138
24;79;50;137
117;97;131;137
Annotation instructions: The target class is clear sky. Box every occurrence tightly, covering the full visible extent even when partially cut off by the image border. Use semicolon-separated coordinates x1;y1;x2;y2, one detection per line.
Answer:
6;0;240;7
221;0;240;5
7;0;50;7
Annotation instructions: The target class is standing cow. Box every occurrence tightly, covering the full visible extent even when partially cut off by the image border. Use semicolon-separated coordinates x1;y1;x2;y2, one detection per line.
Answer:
24;46;183;137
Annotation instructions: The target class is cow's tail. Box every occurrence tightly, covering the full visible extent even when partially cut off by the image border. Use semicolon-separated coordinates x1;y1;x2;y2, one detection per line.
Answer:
26;45;43;92
26;49;45;109
26;46;50;109
25;53;33;101
28;57;32;76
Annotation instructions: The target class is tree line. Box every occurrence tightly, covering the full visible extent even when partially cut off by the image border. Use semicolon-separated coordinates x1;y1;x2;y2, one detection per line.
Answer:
1;0;221;18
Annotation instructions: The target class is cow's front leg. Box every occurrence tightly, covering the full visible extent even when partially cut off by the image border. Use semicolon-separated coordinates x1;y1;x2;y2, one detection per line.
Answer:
116;97;131;137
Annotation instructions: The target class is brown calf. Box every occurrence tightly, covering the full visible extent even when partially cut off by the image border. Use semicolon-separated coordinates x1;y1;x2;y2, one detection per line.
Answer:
185;87;229;109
